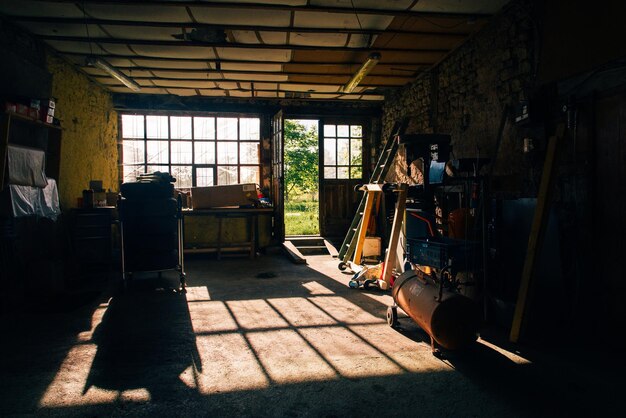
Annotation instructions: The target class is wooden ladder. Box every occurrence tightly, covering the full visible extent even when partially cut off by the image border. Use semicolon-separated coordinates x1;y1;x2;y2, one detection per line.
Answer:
337;120;408;265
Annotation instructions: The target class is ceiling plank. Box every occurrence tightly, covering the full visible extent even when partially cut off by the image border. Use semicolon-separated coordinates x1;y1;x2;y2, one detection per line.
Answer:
38;35;451;53
95;75;408;87
38;1;492;20
9;16;472;38
60;51;437;66
84;65;416;79
99;81;387;95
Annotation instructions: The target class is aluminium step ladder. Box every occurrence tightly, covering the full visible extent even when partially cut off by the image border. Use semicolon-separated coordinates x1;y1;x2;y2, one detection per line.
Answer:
337;119;408;267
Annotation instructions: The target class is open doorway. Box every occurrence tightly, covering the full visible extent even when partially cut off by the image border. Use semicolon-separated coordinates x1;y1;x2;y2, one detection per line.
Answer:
284;119;319;236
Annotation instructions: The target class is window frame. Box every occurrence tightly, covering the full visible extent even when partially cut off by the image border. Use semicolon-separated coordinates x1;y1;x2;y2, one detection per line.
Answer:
322;123;364;180
118;113;262;188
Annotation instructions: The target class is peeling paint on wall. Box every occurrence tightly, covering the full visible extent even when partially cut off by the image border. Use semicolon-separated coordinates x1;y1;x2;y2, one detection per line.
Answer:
47;55;118;209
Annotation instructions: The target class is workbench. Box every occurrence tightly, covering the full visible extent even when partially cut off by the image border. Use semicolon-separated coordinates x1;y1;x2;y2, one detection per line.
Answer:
181;208;273;258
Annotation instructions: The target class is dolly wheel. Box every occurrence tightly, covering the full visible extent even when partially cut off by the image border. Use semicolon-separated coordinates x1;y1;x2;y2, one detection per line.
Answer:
387;306;399;327
348;280;360;289
338;262;348;271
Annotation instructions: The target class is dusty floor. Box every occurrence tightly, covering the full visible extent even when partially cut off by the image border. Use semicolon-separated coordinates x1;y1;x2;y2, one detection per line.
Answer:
0;253;623;417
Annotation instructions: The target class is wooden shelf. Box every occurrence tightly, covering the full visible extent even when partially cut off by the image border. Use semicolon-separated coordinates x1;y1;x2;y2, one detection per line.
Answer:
1;111;62;192
3;111;61;130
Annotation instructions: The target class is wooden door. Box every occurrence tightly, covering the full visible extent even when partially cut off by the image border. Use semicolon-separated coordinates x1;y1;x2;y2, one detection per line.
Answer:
271;110;285;242
319;119;369;238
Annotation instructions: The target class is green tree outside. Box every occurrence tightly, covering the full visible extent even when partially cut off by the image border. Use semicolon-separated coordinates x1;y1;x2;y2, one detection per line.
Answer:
284;120;318;200
284;120;319;235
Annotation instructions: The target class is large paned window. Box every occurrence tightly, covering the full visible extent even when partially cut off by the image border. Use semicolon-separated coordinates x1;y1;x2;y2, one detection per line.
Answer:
120;114;261;188
323;124;363;179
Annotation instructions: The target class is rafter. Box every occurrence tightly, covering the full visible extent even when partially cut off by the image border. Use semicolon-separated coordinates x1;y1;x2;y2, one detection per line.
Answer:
36;0;492;20
97;75;407;88
85;65;419;79
60;51;436;66
40;35;451;53
10;16;471;38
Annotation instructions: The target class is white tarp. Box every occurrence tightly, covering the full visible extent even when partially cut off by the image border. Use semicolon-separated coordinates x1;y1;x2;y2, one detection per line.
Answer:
9;179;61;221
7;145;48;188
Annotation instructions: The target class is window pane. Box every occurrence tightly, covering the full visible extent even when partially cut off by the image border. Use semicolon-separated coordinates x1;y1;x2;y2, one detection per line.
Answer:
338;167;349;179
171;141;192;164
147;141;169;164
146;116;169;139
240;142;259;164
196;167;214;187
240;166;259;184
146;164;168;174
351;125;362;138
324;137;336;165
324;167;336;179
121;115;144;138
171;116;192;139
217;142;238;164
194;141;215;164
350;166;363;179
337;137;349;165
337;125;349;137
171;165;192;188
350;138;362;165
240;118;260;140
217;118;238;140
123;165;144;183
324;124;335;137
122;140;144;164
194;117;215;139
217;166;237;185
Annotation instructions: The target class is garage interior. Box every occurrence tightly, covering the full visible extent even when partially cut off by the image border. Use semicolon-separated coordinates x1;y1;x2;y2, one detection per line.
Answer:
1;0;625;416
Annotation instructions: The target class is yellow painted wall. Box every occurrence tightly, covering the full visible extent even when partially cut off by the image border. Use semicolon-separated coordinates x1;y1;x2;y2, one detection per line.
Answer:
47;55;118;209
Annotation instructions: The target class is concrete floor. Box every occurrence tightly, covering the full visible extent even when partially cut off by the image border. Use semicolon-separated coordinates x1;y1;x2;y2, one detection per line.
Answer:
0;253;623;417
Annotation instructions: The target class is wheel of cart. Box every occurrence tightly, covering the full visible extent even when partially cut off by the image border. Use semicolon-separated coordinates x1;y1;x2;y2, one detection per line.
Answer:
387;305;398;327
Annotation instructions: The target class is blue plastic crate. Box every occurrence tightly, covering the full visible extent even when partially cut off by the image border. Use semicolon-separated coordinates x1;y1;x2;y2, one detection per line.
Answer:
407;237;479;270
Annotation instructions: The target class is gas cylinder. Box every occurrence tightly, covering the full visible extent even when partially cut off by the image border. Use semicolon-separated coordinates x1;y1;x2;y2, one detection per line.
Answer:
390;270;480;350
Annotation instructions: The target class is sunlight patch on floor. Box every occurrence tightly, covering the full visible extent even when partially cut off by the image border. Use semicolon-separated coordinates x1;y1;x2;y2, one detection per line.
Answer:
478;338;532;365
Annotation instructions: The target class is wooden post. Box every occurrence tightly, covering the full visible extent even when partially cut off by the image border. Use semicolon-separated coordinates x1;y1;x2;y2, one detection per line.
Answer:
379;183;408;290
510;124;565;343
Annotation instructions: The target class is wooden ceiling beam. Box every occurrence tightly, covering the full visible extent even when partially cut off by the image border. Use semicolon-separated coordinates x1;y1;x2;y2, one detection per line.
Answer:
102;82;388;95
98;75;408;87
40;35;451;53
60;51;436;66
10;16;471;38
85;65;418;78
40;0;492;20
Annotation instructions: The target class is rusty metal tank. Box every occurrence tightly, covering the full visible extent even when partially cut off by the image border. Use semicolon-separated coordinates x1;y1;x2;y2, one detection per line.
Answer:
390;270;480;350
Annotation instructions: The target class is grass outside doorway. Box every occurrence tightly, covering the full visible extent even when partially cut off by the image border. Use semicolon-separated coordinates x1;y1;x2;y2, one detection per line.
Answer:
285;200;319;236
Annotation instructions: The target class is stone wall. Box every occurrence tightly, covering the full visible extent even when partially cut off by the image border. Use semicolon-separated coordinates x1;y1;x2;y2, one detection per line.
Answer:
47;55;118;209
382;0;540;190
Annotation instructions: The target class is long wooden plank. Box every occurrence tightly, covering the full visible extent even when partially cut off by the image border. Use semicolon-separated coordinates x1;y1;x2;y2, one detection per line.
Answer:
510;124;565;343
352;191;377;266
282;241;307;265
379;184;408;290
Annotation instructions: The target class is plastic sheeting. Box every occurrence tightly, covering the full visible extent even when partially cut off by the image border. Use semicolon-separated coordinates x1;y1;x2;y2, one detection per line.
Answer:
7;145;48;188
8;179;61;221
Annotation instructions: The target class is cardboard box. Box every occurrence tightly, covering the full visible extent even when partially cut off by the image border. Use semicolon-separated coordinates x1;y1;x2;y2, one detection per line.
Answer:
363;237;381;258
192;183;257;209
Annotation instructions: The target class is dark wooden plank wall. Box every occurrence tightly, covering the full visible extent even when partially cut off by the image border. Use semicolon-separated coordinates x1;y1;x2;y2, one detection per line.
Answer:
594;90;626;331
